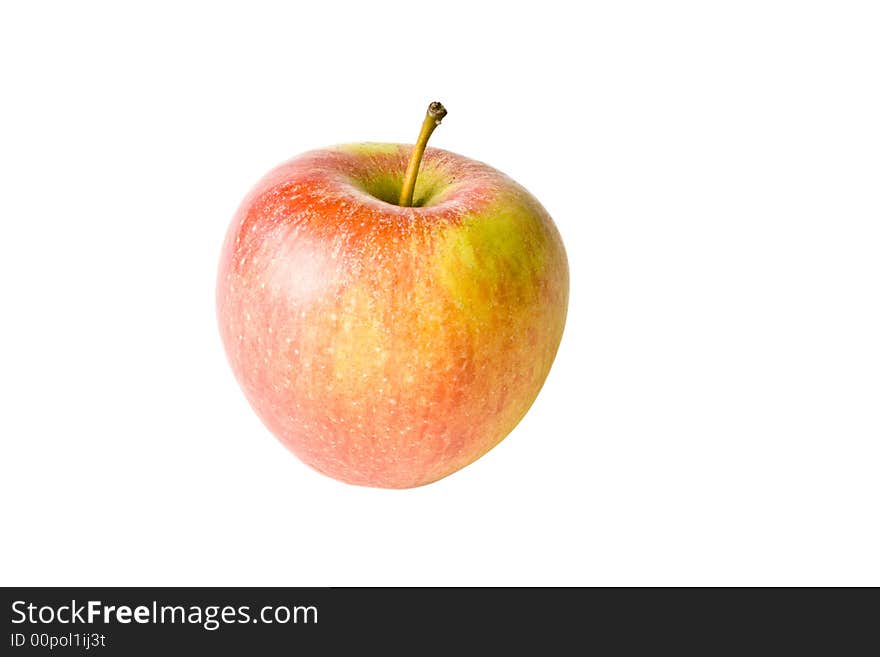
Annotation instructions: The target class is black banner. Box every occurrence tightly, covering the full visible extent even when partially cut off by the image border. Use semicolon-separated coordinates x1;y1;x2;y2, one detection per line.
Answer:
1;587;874;653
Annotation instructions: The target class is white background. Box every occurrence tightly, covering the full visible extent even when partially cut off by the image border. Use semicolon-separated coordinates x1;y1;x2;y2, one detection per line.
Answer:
1;1;878;586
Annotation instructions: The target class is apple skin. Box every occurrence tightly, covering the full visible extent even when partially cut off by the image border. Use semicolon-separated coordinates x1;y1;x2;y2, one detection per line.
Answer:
217;143;568;488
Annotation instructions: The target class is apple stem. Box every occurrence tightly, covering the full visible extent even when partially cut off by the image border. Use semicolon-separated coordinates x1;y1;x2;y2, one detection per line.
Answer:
399;101;447;207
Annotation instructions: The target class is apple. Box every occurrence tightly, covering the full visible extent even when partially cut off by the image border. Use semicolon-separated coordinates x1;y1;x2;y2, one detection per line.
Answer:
217;103;568;488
